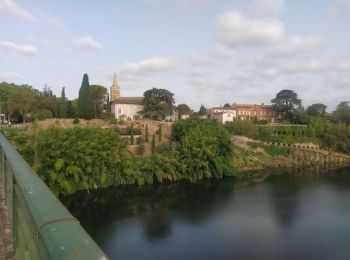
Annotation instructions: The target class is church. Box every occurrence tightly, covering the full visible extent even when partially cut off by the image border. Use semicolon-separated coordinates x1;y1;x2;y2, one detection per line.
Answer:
110;74;144;119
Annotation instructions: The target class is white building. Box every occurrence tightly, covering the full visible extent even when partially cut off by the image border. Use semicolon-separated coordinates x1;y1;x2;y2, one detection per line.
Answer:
209;107;237;124
110;74;144;119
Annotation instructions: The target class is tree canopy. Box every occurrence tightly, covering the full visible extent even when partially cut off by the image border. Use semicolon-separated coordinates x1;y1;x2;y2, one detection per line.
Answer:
271;89;301;122
306;103;327;117
90;84;108;118
78;74;94;119
177;103;191;118
332;101;350;125
142;88;175;120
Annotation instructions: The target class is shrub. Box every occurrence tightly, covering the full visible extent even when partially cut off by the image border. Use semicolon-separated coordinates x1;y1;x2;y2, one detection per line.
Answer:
157;143;170;154
32;109;53;120
109;118;117;124
225;120;258;137
137;143;145;155
73;118;80;124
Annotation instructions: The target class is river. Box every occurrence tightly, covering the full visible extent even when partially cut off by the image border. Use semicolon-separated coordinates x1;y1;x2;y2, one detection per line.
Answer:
62;167;350;260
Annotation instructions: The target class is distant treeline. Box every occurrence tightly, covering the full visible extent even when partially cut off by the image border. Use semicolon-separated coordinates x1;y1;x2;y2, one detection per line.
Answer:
0;81;109;123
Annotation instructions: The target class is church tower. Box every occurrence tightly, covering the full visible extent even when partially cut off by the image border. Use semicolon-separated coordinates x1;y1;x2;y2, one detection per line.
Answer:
110;73;120;102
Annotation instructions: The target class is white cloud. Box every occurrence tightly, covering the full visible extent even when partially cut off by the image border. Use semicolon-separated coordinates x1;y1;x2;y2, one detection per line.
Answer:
76;36;102;50
266;36;325;58
0;0;34;20
0;40;38;55
0;71;23;82
216;10;284;49
121;57;175;76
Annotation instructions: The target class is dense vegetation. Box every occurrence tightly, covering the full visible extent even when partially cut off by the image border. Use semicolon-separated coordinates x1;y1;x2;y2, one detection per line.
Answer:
0;76;109;124
2;118;236;195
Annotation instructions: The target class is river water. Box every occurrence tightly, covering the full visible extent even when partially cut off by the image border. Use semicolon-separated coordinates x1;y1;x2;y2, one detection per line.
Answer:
62;167;350;260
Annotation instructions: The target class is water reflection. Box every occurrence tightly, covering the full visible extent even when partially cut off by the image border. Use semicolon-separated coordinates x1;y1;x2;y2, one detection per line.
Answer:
62;167;350;260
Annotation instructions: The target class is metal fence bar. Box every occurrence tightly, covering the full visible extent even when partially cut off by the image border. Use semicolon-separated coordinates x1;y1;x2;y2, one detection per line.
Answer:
0;132;109;260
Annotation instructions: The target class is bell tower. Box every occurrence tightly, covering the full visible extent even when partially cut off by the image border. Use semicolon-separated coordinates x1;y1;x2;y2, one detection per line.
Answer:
110;73;120;102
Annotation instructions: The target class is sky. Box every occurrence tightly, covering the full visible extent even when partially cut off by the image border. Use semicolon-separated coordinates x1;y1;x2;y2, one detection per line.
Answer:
0;0;349;111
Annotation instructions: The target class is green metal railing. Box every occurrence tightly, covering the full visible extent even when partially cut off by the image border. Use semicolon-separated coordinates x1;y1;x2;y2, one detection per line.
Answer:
0;132;109;260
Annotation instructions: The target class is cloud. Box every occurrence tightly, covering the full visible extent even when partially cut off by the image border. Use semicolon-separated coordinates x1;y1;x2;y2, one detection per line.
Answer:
76;36;102;50
45;35;102;54
0;0;34;20
0;71;23;82
216;10;284;49
265;36;325;58
121;57;175;76
0;40;38;55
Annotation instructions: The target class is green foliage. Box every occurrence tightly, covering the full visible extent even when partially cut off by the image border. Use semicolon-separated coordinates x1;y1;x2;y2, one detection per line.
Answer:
157;143;171;154
322;123;350;153
77;74;94;119
158;125;162;142
136;143;145;155
271;89;302;121
258;126;273;138
152;134;156;154
177;103;191;119
109;118;117;124
59;87;67;118
130;124;134;145
172;118;235;181
90;85;108;118
198;104;207;116
332;101;350;125
142;88;175;120
32;109;53;120
225;120;258;137
306;103;327;117
145;124;149;142
73;118;80;124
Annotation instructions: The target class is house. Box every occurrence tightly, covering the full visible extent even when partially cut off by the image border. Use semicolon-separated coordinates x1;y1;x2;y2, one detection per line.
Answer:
209;106;237;124
235;104;276;123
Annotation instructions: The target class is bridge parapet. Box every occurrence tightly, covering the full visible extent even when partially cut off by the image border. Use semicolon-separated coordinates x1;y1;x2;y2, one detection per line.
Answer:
0;133;108;260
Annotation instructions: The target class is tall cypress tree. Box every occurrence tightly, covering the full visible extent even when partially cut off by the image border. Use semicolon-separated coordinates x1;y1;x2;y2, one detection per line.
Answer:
152;134;156;154
78;74;94;119
145;125;149;142
59;87;67;118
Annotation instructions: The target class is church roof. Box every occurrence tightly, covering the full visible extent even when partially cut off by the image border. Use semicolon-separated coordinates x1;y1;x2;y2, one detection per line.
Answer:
112;97;144;105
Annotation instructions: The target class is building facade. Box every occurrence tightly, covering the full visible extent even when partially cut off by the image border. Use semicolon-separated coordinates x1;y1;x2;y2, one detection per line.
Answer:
110;75;144;119
209;107;237;124
235;104;276;123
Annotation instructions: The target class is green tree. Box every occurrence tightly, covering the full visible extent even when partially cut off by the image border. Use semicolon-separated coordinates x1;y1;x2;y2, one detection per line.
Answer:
177;103;191;119
223;103;231;108
130;124;134;145
306;103;327;117
152;134;156;154
142;88;175;120
77;74;94;119
145;125;149;142
332;101;350;125
8;85;38;123
90;85;108;118
198;105;207;116
158;125;162;142
59;87;67;118
271;89;302;122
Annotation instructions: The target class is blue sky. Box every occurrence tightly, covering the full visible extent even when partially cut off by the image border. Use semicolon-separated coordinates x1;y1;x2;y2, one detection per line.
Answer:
0;0;349;111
